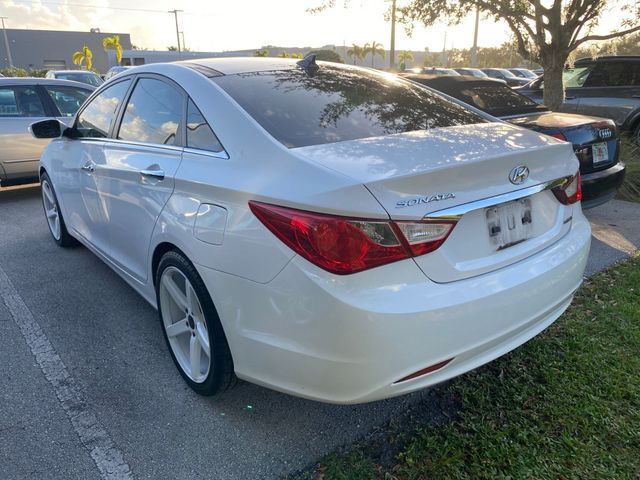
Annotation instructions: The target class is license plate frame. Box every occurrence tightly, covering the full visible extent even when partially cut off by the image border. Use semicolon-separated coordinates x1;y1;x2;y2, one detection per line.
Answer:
592;142;609;164
486;198;534;250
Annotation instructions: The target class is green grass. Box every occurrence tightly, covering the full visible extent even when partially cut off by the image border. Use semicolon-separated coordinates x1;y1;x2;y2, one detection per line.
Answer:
314;257;640;480
618;135;640;203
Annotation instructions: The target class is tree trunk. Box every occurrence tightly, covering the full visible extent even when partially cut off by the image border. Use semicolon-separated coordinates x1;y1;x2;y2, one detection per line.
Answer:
541;52;566;111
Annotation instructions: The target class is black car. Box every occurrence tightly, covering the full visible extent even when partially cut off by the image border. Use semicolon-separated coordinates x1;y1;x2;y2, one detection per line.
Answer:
482;68;530;87
403;74;625;208
518;56;640;142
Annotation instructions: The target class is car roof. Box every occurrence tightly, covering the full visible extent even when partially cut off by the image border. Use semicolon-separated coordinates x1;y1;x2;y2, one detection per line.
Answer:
49;70;101;75
178;57;309;76
575;55;640;63
401;73;504;89
0;77;96;88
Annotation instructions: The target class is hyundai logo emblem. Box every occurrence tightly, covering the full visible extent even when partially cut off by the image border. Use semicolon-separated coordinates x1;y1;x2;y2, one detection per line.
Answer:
509;165;529;185
598;128;612;139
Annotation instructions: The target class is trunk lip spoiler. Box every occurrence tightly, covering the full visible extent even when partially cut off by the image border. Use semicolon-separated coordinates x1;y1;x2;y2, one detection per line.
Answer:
424;175;573;220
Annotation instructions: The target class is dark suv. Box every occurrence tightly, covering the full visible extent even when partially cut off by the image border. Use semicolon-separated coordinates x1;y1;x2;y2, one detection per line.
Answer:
519;56;640;141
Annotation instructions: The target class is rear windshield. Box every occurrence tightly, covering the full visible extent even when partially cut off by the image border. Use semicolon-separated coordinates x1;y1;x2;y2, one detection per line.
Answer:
455;85;539;115
56;73;103;87
212;66;486;148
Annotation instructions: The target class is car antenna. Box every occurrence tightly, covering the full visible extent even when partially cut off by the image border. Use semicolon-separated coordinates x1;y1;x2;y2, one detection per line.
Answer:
297;53;319;72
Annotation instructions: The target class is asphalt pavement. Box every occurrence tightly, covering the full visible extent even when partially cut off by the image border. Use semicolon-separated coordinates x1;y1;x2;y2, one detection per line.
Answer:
0;184;638;480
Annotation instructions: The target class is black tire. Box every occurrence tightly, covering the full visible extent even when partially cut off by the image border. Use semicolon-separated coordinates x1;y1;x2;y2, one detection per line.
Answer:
155;250;235;396
632;122;640;147
40;172;78;247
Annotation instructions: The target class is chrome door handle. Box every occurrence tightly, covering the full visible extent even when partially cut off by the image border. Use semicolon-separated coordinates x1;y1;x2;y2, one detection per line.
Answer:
81;163;95;173
140;169;165;180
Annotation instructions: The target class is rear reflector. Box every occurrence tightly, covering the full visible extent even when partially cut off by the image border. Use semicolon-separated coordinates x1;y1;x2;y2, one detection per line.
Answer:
394;358;454;383
552;171;582;205
249;201;457;275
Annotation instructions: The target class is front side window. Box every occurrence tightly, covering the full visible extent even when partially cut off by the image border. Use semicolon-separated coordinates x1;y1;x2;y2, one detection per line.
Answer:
583;62;636;87
213;66;486;148
118;78;183;145
76;80;131;138
186;99;224;153
0;86;45;117
45;86;91;117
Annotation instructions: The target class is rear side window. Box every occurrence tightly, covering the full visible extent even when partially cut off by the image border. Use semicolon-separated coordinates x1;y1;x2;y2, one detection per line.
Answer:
44;86;91;117
186;99;224;153
213;66;486;148
584;62;638;87
118;78;183;145
76;80;131;138
0;86;45;117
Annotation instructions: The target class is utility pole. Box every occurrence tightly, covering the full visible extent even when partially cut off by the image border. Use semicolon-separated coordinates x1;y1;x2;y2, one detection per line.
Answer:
0;17;13;68
442;31;447;66
168;9;183;53
389;0;396;70
470;7;480;67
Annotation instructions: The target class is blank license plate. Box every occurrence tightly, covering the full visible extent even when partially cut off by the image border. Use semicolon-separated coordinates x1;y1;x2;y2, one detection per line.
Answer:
592;142;608;164
486;199;533;250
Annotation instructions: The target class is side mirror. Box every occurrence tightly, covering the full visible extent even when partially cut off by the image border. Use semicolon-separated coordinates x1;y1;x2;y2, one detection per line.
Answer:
30;119;65;139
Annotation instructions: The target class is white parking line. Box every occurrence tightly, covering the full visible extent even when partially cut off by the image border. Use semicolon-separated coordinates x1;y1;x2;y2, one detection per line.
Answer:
0;264;133;480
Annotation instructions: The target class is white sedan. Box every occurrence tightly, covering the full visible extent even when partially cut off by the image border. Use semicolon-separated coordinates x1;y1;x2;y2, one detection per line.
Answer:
31;56;591;404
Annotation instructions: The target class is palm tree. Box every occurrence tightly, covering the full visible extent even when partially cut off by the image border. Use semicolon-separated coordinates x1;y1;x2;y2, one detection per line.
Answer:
397;50;414;71
363;41;385;68
72;45;93;71
103;35;123;65
347;44;364;65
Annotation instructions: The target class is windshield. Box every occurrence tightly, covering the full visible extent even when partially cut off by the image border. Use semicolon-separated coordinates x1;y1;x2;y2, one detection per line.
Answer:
56;73;103;87
459;69;488;78
213;66;487;148
495;69;517;78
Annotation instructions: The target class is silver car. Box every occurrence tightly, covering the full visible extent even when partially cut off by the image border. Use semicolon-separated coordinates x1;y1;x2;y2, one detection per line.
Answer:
0;78;94;186
45;70;104;87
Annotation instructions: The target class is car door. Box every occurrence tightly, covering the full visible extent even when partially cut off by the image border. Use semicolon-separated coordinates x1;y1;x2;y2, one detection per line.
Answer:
57;78;133;256
0;84;51;183
101;75;185;282
574;60;640;127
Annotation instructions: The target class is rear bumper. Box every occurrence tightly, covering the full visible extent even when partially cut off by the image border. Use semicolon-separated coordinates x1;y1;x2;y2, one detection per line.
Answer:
197;209;591;404
581;162;626;209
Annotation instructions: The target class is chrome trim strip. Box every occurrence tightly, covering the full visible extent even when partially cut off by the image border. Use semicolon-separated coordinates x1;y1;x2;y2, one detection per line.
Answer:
104;138;184;153
424;176;572;220
183;147;230;160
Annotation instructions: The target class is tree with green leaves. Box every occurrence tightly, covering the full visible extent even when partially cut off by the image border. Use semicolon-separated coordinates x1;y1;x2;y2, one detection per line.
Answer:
72;45;93;71
103;35;123;65
347;44;365;65
399;0;640;110
308;49;345;63
397;50;414;70
364;41;385;68
254;49;269;57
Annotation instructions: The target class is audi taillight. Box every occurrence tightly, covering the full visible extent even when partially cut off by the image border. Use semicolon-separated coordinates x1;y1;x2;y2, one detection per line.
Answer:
552;171;582;205
249;201;457;275
549;132;567;141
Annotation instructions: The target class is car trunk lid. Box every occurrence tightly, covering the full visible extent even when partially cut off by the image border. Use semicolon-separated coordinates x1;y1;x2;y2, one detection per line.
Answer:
293;122;579;282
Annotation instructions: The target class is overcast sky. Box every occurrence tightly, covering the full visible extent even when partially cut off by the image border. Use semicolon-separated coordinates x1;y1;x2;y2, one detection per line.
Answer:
0;0;624;53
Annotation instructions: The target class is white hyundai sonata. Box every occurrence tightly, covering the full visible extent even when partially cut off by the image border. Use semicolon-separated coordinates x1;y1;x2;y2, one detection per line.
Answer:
31;56;591;404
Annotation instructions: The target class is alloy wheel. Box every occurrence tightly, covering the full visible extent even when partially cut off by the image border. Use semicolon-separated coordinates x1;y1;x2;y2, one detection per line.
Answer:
159;266;211;383
41;179;61;241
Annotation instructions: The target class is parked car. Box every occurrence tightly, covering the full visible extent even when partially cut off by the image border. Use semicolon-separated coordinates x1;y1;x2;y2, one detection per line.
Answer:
454;68;488;78
414;67;460;76
518;56;640;142
104;66;132;81
0;78;94;186
508;68;538;79
45;69;104;87
482;68;530;87
403;74;625;208
31;57;590;404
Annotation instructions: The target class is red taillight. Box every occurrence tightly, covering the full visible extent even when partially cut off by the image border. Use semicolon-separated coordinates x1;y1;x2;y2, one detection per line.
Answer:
552;171;582;205
549;132;567;141
249;201;457;275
